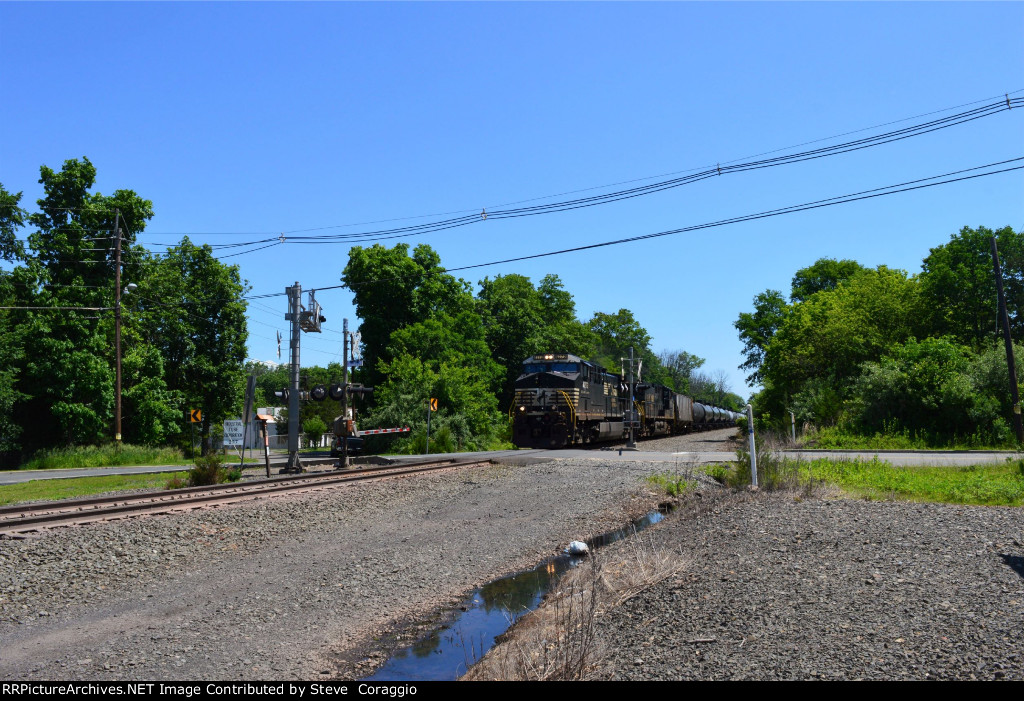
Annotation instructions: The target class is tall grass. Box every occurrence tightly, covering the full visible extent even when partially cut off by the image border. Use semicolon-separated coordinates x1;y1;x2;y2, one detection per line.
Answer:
803;457;1024;505
18;444;186;471
808;424;1017;451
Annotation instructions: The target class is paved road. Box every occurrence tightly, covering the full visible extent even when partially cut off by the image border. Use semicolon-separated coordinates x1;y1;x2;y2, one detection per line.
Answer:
2;447;1020;486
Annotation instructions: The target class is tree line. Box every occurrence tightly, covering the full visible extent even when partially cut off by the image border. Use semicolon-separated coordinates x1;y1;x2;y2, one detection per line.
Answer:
0;158;248;464
736;225;1024;445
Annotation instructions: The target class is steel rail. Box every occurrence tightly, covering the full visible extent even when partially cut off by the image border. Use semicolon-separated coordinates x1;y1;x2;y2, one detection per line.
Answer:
0;458;487;537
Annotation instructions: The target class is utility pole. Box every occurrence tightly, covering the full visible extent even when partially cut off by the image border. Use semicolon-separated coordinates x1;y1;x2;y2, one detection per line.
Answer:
283;283;303;472
113;210;122;446
991;237;1024;443
341;317;350;468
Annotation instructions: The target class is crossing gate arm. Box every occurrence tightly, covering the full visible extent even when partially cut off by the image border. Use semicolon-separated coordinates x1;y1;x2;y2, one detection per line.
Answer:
358;426;411;436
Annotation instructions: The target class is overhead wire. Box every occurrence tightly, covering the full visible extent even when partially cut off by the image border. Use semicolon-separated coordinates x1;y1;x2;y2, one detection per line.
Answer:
5;157;1022;313
200;97;1024;259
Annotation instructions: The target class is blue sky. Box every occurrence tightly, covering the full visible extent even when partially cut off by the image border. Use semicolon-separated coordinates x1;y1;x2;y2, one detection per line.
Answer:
2;2;1022;398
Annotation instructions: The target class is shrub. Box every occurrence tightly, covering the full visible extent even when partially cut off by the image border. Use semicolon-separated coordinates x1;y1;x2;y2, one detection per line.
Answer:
186;454;239;487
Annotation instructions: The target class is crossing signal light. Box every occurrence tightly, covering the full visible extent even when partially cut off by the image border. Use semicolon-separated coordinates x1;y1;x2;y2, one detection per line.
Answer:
328;384;345;401
310;384;327;401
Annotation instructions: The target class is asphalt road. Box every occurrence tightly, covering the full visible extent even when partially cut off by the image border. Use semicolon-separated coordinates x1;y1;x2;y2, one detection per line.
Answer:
2;446;1021;485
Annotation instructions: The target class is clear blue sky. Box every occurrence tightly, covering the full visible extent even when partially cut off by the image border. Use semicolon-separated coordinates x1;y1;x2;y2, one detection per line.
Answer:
2;2;1022;398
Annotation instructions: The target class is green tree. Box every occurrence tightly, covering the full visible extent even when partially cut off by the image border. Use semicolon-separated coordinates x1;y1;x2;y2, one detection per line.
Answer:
535;274;594;357
847;337;1000;440
0;184;27;262
657;349;705;393
134;238;249;452
790;258;867;303
734;289;789;384
920;226;1023;347
11;158;153;449
586;308;668;383
342;243;473;388
476;273;593;405
763;267;924;393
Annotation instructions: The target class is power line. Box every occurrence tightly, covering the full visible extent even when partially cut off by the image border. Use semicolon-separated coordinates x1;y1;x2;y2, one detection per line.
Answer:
203;98;1023;259
7;157;1021;312
293;156;1024;294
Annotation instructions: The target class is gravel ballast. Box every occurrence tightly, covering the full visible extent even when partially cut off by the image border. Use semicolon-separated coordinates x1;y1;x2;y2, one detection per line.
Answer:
0;441;729;681
592;491;1024;681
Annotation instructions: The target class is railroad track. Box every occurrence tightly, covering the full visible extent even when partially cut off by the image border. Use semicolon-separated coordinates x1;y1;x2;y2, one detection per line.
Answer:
0;458;489;538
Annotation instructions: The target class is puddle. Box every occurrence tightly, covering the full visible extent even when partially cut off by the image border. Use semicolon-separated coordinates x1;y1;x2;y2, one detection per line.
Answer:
361;506;670;681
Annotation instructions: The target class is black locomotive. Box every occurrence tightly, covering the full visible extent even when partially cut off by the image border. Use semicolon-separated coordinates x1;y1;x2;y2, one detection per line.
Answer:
511;353;741;449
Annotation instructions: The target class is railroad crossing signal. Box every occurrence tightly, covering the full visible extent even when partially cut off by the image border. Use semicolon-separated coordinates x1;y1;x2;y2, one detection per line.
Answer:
189;409;202;423
429;398;438;411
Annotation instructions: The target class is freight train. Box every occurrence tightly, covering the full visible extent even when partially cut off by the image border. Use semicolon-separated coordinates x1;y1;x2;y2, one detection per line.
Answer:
511;353;742;449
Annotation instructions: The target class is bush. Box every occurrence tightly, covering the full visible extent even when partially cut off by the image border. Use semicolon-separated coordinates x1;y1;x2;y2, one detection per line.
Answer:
186;454;240;487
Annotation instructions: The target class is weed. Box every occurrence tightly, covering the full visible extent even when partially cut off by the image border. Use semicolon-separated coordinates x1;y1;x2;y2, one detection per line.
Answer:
646;460;699;497
733;433;802;491
19;444;186;471
703;464;728;484
186;454;238;487
165;475;188;490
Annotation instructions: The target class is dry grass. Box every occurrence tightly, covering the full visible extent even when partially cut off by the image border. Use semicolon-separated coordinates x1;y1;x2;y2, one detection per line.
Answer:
463;525;690;681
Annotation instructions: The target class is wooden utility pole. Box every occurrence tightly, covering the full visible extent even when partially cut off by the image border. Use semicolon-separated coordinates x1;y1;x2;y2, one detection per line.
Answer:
990;236;1024;443
341;317;349;468
113;210;122;446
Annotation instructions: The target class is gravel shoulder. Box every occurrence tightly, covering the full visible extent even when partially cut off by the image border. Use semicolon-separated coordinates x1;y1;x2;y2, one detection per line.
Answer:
0;448;720;680
587;490;1024;680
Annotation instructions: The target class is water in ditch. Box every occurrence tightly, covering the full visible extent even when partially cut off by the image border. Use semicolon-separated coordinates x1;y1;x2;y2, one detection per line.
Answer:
361;507;669;681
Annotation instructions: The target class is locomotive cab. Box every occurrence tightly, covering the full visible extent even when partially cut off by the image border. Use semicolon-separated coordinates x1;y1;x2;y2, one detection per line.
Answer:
512;353;625;448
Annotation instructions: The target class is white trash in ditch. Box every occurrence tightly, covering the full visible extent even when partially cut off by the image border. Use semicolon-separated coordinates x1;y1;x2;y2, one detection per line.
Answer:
566;540;590;556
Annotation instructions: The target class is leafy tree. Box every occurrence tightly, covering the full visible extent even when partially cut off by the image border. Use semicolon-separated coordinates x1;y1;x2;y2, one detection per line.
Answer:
477;273;544;403
121;345;183;445
968;341;1024;422
847;337;1002;440
342;243;473;388
762;266;924;393
476;273;593;404
535;274;594;357
0;183;27;261
11;158;153;449
790;258;866;303
734;289;789;384
586;308;669;384
133;238;249;452
657;349;705;393
302;415;328;447
920;226;1022;347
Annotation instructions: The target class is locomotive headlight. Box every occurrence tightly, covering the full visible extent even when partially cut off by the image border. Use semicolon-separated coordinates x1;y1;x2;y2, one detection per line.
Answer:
519;406;526;412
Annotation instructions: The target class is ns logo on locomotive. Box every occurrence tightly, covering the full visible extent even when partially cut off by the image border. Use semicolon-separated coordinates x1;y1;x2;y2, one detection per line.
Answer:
511;353;742;449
